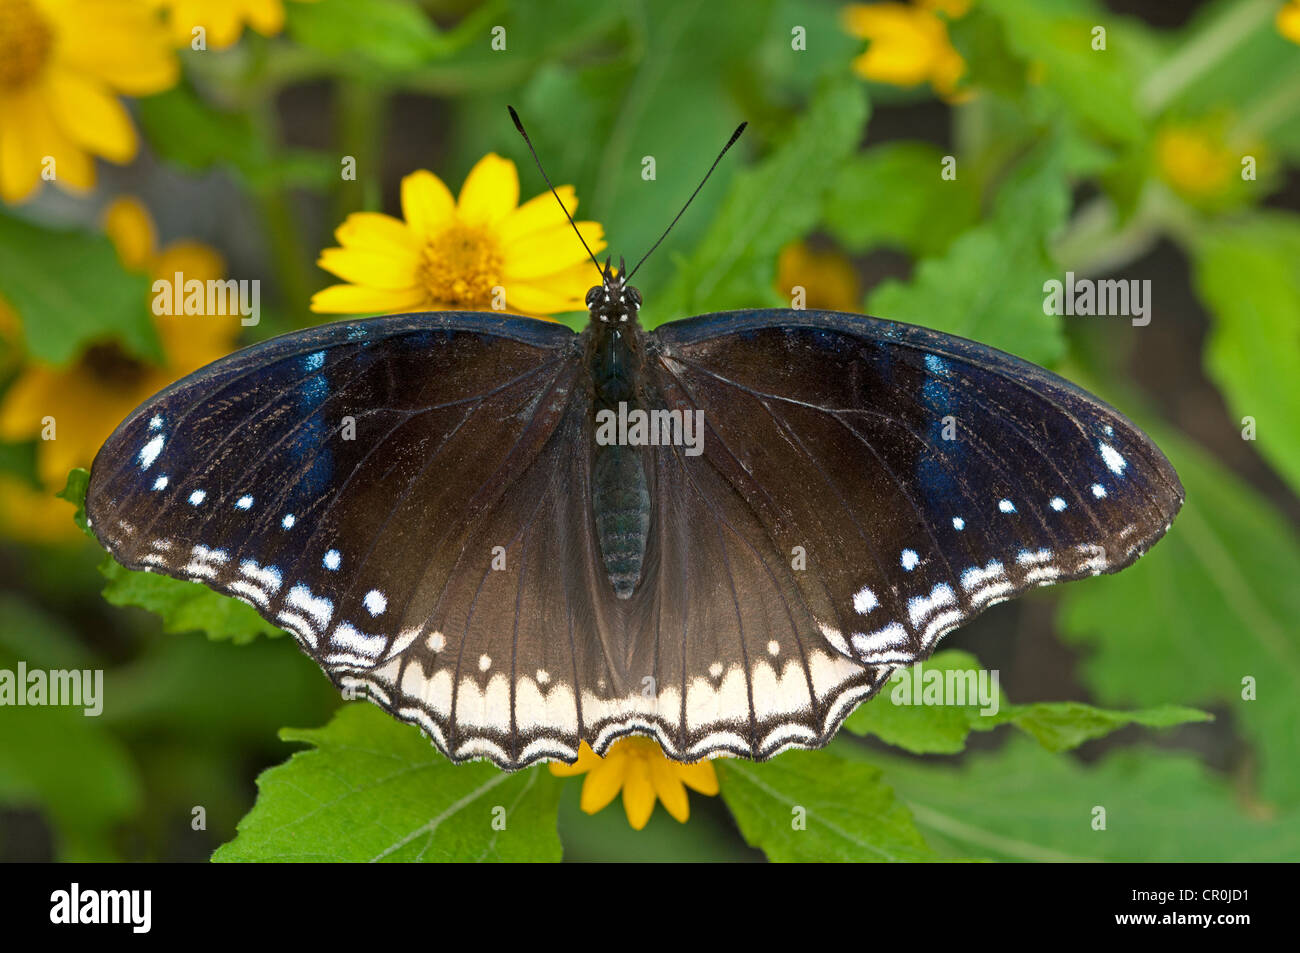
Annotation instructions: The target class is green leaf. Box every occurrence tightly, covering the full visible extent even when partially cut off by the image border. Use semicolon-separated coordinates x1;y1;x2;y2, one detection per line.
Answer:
136;86;333;191
718;747;939;861
213;704;562;862
845;650;1208;754
861;740;1300;862
61;469;285;643
655;78;869;323
1059;429;1300;808
825;143;979;259
866;137;1069;364
0;598;141;861
99;560;287;644
1193;215;1300;497
286;0;446;71
56;468;92;538
0;212;157;366
979;0;1145;144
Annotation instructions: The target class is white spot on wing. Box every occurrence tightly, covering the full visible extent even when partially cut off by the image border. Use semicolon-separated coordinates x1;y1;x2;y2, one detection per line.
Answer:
323;549;341;570
1099;441;1127;475
853;585;878;614
363;589;387;616
138;434;164;470
900;549;919;571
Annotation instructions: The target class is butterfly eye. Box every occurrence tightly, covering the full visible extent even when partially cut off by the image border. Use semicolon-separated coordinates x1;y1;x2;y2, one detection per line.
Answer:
627;287;642;307
585;287;602;309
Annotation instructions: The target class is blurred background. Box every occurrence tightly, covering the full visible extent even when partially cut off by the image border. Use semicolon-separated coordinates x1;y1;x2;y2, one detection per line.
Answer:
1;0;1298;861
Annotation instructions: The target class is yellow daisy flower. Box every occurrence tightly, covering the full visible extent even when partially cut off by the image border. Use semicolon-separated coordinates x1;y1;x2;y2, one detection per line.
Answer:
0;0;178;203
1279;0;1300;45
1155;123;1236;200
0;198;239;537
154;0;319;51
776;242;862;313
311;153;607;320
549;738;720;831
842;1;969;101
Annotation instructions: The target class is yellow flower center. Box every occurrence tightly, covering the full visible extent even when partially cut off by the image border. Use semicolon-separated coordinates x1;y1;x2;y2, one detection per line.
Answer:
81;342;148;393
0;0;54;91
418;224;503;308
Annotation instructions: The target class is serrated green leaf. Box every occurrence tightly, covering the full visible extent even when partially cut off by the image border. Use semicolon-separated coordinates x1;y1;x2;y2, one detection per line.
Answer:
845;650;1208;754
1193;215;1300;498
1059;429;1300;808
99;559;287;644
866;137;1069;363
718;748;940;861
0;213;157;366
213;704;562;862
825;143;979;258
859;739;1300;862
654;79;869;323
61;469;285;643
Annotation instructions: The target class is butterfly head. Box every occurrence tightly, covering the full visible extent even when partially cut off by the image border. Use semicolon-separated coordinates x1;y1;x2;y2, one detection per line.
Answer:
586;256;642;325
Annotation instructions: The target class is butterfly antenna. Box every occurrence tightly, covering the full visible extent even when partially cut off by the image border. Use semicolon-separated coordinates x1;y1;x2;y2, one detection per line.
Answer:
507;105;604;276
625;120;747;281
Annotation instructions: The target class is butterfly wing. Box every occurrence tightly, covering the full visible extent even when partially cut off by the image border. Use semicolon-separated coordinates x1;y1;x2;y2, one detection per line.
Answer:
87;312;625;768
627;308;1183;756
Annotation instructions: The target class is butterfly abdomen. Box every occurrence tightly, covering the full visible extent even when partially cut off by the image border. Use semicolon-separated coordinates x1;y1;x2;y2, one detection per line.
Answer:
592;444;650;598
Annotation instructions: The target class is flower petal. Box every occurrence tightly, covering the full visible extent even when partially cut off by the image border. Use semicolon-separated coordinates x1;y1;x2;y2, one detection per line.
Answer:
547;742;603;777
649;758;691;823
457;153;519;227
503;282;584;317
54;2;179;96
579;752;627;815
621;756;657;830
44;70;137;163
401;170;456;241
310;283;426;315
104;197;157;271
335;212;420;257
317;246;420;290
504;222;606;281
0;88;53;203
497;186;578;243
676;758;720;796
246;0;288;37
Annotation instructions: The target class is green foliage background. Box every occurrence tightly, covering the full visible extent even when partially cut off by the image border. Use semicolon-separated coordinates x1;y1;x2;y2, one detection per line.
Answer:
1;0;1298;862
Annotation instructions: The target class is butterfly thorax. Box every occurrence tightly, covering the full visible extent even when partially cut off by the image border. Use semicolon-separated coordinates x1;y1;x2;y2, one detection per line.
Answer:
586;286;651;600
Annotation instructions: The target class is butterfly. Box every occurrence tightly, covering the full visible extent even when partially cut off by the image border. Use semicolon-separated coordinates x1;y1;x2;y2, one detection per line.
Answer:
86;112;1183;770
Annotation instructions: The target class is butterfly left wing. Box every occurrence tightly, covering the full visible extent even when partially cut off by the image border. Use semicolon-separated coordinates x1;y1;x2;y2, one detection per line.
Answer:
87;312;627;769
637;308;1182;748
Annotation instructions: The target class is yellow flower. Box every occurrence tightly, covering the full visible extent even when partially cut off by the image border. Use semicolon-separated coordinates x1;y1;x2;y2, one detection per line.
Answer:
1155;123;1235;199
0;0;178;203
154;0;319;50
775;242;862;313
311;153;607;320
549;739;720;830
842;1;969;101
1279;0;1300;44
0;198;238;537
